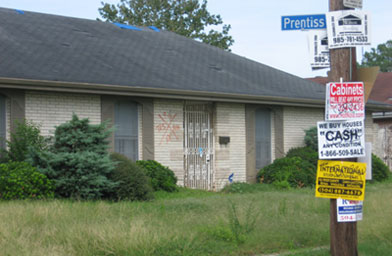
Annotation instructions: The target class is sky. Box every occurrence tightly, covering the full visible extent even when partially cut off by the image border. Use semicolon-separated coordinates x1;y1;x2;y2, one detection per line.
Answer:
1;0;391;78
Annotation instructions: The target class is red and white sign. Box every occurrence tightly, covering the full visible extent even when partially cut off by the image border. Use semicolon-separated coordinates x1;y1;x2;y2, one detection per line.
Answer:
326;82;364;120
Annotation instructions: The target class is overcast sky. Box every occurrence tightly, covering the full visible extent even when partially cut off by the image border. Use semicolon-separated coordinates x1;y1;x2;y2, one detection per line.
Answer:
1;0;391;78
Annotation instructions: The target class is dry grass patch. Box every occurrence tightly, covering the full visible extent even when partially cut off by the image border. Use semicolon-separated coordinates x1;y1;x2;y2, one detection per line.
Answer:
0;182;391;255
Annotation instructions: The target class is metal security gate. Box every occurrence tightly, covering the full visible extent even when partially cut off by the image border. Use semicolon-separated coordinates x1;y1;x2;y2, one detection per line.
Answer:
184;102;214;190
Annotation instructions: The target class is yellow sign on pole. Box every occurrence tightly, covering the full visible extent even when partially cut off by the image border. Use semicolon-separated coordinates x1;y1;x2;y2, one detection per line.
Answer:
315;160;366;200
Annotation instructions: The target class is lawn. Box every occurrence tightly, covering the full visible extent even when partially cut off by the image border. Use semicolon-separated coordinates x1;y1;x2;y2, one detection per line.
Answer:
0;181;391;256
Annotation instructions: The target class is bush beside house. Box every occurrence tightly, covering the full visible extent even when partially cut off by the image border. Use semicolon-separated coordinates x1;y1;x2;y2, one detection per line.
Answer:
0;115;179;200
30;115;117;200
136;160;178;192
0;161;53;200
109;153;154;201
258;127;391;189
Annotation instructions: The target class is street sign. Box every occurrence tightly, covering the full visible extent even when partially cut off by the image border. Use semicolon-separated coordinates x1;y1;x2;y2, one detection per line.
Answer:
325;82;364;120
343;0;363;9
337;199;363;222
308;30;330;69
315;160;366;201
281;14;326;30
317;119;365;159
326;10;371;49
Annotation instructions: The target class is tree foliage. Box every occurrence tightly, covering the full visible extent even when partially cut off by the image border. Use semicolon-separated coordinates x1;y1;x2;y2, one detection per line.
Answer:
136;160;178;192
360;40;392;72
304;127;318;151
99;0;234;50
5;120;48;162
108;152;154;201
31;114;116;200
0;161;54;200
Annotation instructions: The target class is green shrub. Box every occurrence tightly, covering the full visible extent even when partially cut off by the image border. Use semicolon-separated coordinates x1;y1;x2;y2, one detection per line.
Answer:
108;153;154;201
304;126;318;151
52;114;110;155
136;160;178;192
39;151;116;199
5;120;48;162
286;146;318;168
32;114;116;200
0;161;53;200
371;154;390;182
257;157;316;188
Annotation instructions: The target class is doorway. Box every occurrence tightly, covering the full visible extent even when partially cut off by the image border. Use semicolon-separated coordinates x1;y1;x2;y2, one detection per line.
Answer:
184;102;214;190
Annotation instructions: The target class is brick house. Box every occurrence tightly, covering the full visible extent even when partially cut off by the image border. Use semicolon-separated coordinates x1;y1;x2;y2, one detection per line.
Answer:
0;8;390;190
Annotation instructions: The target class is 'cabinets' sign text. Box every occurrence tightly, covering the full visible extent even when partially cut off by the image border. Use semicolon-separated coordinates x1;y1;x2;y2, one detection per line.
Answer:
326;82;364;120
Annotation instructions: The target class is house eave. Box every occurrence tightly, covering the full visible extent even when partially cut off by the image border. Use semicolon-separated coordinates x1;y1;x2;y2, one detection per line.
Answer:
0;77;328;108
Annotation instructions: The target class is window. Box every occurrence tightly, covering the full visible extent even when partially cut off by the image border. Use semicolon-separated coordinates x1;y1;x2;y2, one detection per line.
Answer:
0;95;5;149
114;101;138;161
255;108;271;170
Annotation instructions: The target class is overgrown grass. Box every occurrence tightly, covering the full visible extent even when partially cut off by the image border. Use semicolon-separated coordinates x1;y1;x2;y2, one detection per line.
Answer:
0;182;391;255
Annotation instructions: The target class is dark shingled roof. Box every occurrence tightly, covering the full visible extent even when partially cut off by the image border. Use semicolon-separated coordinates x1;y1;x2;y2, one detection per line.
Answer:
0;7;327;102
369;72;392;105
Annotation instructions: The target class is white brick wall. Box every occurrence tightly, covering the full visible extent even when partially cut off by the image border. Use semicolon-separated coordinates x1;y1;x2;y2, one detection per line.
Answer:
6;98;10;142
283;107;379;157
154;99;184;185
373;122;386;160
364;112;375;145
271;111;276;161
214;103;246;189
138;104;143;160
283;107;324;153
25;91;101;137
153;100;247;190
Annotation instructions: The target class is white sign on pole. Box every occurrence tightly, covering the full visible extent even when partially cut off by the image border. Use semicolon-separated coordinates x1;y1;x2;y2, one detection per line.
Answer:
358;142;372;180
326;10;371;49
325;82;365;121
317;119;365;159
337;199;363;222
308;30;330;69
343;0;363;9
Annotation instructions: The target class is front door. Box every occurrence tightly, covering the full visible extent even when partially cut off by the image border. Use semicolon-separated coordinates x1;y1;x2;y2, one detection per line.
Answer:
184;102;214;190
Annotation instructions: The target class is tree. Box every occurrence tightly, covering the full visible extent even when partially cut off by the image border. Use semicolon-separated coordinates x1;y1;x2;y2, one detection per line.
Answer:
5;120;48;162
99;0;234;51
360;40;392;72
30;114;117;200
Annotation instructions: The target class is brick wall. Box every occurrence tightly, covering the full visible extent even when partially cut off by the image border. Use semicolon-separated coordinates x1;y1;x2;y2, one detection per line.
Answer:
271;111;276;161
154;99;184;186
6;98;10;142
372;119;392;169
283;107;380;159
364;112;376;146
138;104;143;160
283;106;324;153
214;103;246;189
25;91;101;137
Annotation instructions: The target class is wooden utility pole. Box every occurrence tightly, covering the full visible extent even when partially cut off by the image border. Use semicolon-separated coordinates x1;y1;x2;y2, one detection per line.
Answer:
329;0;358;255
